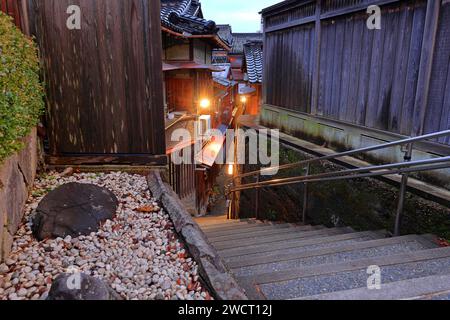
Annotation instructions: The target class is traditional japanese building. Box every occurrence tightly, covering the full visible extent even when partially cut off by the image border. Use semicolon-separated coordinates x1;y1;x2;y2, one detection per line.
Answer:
160;0;230;125
242;41;263;115
160;0;233;216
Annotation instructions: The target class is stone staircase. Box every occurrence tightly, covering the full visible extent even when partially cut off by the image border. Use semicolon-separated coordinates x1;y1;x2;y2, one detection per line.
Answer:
195;216;450;300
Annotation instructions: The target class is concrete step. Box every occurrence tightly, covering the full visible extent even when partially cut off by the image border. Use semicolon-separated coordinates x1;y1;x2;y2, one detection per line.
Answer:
232;235;438;277
208;225;324;243
296;274;450;300
221;231;384;260
244;247;450;300
204;222;301;238
214;227;355;251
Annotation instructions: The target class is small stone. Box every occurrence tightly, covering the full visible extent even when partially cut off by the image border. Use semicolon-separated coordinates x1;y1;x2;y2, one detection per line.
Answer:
17;288;28;297
5;258;16;266
0;263;9;274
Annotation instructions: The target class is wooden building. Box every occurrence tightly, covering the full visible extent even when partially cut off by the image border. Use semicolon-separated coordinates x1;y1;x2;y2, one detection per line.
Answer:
213;30;265;116
161;0;230;126
242;41;263;115
161;0;233;216
260;0;450;185
27;0;166;166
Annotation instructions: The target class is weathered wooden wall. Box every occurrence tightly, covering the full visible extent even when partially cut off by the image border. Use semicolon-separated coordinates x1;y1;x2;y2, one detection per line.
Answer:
1;0;21;27
263;0;450;145
29;0;166;165
1;0;29;33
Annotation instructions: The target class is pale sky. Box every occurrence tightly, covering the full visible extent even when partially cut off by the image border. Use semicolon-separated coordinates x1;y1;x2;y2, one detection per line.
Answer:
201;0;282;33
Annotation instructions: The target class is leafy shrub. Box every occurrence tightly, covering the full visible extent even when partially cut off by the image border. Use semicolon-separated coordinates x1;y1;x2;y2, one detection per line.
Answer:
0;12;44;162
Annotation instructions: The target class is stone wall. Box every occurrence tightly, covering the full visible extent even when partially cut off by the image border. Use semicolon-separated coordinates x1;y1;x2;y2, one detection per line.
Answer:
0;129;38;262
147;171;248;300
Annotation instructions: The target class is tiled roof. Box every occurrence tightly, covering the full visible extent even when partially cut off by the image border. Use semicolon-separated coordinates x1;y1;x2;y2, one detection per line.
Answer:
244;41;263;83
161;0;217;35
213;77;237;88
217;24;233;46
231;33;263;54
212;63;231;79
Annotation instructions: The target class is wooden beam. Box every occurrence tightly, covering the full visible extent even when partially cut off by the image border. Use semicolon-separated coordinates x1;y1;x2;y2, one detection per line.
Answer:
46;154;168;166
265;16;315;33
412;0;441;136
319;0;401;20
310;0;322;115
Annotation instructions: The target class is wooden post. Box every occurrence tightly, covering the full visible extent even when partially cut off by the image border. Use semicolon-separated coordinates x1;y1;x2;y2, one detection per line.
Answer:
412;0;441;136
310;0;322;115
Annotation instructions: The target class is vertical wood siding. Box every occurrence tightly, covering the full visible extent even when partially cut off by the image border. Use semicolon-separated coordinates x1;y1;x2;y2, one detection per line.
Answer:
1;0;22;29
29;0;166;161
263;0;449;145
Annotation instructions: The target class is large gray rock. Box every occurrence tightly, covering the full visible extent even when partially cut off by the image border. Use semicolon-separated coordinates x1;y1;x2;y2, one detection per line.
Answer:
47;273;121;300
32;183;118;241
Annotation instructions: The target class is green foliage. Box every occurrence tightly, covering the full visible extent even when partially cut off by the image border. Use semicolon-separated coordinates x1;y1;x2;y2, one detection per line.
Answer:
0;12;44;162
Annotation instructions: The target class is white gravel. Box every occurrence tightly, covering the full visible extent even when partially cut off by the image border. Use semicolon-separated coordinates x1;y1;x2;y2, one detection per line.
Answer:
0;171;212;301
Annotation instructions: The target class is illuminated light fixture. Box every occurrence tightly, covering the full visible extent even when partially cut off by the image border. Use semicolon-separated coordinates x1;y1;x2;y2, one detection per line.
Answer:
240;96;247;103
199;98;211;109
227;163;234;176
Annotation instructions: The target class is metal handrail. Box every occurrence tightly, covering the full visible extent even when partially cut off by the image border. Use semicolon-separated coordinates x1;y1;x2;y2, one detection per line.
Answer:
226;129;450;236
228;157;450;193
232;129;450;181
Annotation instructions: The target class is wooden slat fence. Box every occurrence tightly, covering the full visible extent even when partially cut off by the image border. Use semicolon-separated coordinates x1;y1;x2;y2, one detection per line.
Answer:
263;0;450;145
28;0;167;165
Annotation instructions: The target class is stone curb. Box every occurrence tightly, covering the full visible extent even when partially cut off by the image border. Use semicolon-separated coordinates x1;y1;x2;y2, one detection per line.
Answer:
147;171;248;300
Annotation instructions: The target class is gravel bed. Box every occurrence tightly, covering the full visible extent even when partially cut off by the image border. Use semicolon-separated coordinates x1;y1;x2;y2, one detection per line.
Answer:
0;171;211;301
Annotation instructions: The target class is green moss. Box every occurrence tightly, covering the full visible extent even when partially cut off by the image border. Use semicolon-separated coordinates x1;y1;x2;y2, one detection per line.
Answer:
0;13;44;162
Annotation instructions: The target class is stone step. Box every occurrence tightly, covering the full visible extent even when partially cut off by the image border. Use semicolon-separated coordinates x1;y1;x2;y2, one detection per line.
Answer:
203;222;300;238
208;225;324;243
295;274;450;300
214;227;355;251
201;220;289;233
221;231;384;260
232;235;437;277
244;247;450;300
228;234;437;269
422;291;450;300
198;219;261;229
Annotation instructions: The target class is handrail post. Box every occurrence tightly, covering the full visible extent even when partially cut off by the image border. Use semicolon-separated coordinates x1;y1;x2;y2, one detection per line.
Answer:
394;143;414;236
302;163;311;224
255;173;260;220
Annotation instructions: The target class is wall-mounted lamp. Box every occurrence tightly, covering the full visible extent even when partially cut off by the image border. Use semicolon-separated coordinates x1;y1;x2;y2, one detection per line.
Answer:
199;98;211;109
227;163;234;176
240;96;247;104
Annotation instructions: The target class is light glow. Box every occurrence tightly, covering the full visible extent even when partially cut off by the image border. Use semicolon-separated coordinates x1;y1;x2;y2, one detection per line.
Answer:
227;164;234;176
240;96;247;103
199;98;211;109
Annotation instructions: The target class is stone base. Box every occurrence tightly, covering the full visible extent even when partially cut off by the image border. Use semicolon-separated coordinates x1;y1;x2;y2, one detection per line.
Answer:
0;129;37;262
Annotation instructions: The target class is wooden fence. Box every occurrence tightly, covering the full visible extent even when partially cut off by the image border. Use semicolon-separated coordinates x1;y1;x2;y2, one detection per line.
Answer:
263;0;450;145
28;0;166;165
